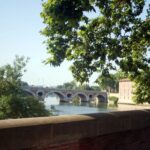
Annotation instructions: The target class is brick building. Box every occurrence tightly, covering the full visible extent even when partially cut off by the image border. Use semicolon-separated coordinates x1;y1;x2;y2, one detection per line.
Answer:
119;79;134;104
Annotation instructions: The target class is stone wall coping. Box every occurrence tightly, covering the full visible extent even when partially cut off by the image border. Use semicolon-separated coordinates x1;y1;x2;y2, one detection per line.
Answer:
0;115;94;129
0;109;150;130
0;109;150;149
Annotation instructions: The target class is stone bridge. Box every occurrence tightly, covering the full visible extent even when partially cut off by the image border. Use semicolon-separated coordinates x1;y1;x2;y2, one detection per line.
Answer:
23;86;107;103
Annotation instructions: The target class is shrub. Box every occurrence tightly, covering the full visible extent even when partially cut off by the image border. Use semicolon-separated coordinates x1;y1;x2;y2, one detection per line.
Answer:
109;96;118;105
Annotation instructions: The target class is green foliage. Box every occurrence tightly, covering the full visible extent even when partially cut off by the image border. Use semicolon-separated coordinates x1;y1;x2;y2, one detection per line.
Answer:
109;96;118;105
78;83;92;90
41;0;150;103
0;95;49;119
90;85;100;91
0;56;28;96
57;80;77;90
132;70;150;104
63;81;77;90
56;80;100;91
96;70;127;92
0;56;49;119
96;74;118;92
21;81;29;87
72;96;81;105
114;70;127;81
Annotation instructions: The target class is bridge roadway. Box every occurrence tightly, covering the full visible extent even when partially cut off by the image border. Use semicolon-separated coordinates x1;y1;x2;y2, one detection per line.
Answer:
23;86;107;103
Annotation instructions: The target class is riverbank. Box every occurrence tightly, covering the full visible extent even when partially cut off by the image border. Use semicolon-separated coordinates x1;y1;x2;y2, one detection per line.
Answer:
117;103;150;111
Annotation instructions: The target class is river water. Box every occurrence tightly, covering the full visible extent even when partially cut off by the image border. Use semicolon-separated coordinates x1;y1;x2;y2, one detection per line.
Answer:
44;95;117;115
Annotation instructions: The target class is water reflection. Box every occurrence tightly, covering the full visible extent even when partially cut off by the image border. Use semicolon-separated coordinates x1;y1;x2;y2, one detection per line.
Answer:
44;95;117;116
44;93;60;106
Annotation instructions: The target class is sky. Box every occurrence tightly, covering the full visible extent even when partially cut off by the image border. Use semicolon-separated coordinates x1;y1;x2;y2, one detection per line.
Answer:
0;1;74;86
0;1;149;86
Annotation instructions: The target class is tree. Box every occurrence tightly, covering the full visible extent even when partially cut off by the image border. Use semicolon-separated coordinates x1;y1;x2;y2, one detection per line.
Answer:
78;83;93;90
41;0;150;103
132;70;150;104
96;70;127;92
114;70;127;81
90;85;101;91
56;80;77;90
21;81;29;87
96;74;118;92
0;56;49;119
56;80;100;91
63;80;77;90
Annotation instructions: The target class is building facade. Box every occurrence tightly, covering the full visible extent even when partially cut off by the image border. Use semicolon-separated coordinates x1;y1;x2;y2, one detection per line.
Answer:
119;79;134;104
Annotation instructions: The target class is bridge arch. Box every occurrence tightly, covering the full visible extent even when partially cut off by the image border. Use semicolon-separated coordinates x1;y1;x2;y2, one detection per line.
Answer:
72;92;88;102
95;94;107;103
36;90;45;97
23;89;36;97
66;93;72;98
45;91;66;102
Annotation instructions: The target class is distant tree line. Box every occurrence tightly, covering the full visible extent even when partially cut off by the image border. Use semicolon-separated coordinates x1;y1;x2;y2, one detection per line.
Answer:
56;70;126;92
56;80;100;91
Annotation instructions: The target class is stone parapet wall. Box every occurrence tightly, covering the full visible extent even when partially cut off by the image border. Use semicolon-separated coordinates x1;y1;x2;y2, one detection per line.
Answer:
0;110;150;150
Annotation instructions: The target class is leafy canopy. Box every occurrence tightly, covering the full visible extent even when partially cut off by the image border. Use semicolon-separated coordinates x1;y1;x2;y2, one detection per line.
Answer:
96;70;127;92
41;0;150;103
0;56;49;119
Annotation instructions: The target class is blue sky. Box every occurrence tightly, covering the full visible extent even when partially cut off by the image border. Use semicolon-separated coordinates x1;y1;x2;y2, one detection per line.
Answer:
0;1;149;86
0;1;75;86
0;0;100;86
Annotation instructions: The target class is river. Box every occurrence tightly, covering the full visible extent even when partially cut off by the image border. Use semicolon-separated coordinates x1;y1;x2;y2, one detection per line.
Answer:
44;94;117;115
